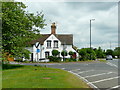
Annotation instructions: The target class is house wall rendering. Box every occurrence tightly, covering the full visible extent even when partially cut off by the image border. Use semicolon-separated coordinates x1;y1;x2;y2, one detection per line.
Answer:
26;23;78;62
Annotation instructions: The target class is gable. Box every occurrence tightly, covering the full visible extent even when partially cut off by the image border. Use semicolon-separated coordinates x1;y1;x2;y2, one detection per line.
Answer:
44;34;60;43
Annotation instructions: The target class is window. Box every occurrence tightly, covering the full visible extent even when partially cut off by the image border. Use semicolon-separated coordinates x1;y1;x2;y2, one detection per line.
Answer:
45;52;49;58
54;41;58;48
47;40;51;48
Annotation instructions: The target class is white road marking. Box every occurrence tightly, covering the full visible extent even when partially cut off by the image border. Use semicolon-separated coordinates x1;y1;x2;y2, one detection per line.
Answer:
68;71;100;90
84;72;113;78
89;76;120;84
84;64;89;65
77;69;94;74
61;68;65;70
106;62;118;68
106;85;120;90
71;69;81;71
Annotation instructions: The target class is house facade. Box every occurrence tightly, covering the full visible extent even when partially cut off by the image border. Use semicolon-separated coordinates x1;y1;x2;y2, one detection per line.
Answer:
27;23;77;62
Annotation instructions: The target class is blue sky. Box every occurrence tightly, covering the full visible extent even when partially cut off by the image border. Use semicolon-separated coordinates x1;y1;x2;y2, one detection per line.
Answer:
18;0;118;50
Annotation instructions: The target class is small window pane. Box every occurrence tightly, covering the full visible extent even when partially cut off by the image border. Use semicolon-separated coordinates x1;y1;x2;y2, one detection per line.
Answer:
54;41;58;48
47;40;51;48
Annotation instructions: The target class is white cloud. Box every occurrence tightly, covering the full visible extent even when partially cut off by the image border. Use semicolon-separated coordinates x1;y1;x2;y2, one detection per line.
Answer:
23;2;118;50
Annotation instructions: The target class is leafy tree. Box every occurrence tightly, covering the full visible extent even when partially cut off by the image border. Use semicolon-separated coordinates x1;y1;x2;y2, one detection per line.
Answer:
52;50;60;57
68;51;74;59
114;47;120;58
2;2;46;61
78;48;87;61
90;50;96;60
78;48;96;60
94;47;105;58
105;49;114;56
61;50;67;61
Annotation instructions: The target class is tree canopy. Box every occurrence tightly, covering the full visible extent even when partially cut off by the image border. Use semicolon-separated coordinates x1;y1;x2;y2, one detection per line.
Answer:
2;2;46;60
52;50;60;57
113;47;120;58
78;48;96;60
94;47;105;58
105;49;113;56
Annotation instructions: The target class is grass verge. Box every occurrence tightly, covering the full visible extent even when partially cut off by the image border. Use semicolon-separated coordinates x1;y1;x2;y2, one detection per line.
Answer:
98;60;107;62
2;64;91;89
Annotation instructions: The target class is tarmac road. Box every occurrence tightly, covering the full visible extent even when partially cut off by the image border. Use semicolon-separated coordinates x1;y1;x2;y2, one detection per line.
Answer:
46;59;119;90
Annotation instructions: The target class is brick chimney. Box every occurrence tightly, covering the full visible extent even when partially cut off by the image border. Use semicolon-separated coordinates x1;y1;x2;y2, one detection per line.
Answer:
51;22;56;34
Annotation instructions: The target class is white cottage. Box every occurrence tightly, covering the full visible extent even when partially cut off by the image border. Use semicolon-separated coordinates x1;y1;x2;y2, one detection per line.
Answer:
27;23;77;62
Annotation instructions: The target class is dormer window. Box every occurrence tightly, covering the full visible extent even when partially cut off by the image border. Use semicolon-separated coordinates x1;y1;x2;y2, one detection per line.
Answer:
47;40;51;48
54;40;58;48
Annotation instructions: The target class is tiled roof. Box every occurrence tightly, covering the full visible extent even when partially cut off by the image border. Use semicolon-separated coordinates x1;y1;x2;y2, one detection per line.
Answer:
55;34;73;45
29;34;73;45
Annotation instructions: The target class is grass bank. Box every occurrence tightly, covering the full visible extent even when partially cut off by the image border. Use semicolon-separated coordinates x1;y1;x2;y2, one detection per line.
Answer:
2;64;91;89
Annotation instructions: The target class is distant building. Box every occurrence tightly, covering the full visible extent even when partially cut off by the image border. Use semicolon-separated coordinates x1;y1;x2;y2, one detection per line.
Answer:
27;23;78;62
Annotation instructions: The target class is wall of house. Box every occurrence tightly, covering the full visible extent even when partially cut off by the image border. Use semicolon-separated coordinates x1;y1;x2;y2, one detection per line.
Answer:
42;34;77;59
42;34;61;58
26;42;41;62
27;34;78;62
59;45;77;58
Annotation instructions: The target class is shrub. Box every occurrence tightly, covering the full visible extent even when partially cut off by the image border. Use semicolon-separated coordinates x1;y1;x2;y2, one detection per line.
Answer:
61;51;68;61
78;48;96;61
48;56;61;62
66;58;76;62
61;51;67;57
69;51;74;59
52;50;60;56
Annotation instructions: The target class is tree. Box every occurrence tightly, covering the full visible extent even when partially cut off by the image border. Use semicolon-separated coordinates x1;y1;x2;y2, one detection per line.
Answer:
94;47;105;58
2;2;46;61
114;47;120;58
52;50;60;57
78;48;96;60
61;50;67;61
105;49;113;56
78;48;87;61
68;51;74;59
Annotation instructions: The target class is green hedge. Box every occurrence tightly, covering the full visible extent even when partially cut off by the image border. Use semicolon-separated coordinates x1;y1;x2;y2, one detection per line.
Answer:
66;58;76;62
48;56;61;62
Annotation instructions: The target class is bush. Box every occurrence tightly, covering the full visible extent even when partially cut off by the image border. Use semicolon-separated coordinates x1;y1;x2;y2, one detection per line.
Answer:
48;56;61;62
69;51;74;58
78;48;96;61
52;50;60;56
61;51;68;56
65;58;76;62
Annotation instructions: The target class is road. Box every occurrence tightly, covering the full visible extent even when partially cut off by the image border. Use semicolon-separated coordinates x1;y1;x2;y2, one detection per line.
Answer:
46;59;119;90
12;59;119;90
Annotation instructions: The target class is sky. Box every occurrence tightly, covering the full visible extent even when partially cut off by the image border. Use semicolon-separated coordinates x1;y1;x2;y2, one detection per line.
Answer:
21;1;118;50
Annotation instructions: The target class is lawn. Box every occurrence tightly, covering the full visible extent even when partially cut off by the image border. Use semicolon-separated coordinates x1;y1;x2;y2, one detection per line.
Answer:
2;64;91;89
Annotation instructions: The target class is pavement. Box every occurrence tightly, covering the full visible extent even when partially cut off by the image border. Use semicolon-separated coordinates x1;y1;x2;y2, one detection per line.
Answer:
10;59;120;90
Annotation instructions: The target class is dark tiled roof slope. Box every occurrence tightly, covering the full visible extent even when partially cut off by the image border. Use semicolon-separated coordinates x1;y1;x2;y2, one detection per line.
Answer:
28;34;50;45
55;34;73;45
29;34;73;45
